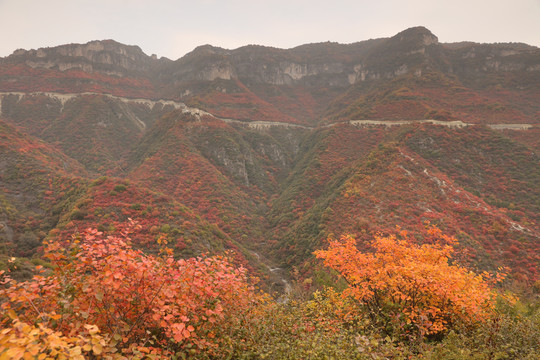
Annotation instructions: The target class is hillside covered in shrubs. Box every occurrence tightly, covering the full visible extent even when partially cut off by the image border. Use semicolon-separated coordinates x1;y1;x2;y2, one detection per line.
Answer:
1;27;539;358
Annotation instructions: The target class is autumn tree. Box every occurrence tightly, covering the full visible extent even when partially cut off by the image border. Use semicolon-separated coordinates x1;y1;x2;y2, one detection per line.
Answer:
315;227;504;338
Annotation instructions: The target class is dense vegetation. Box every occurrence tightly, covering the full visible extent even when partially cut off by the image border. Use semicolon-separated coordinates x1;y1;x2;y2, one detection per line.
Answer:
2;103;539;359
1;27;539;358
1;225;538;359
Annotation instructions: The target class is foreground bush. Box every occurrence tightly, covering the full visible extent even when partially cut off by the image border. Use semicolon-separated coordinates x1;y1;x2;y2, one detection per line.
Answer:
0;221;262;359
1;224;537;359
421;300;540;359
315;227;506;339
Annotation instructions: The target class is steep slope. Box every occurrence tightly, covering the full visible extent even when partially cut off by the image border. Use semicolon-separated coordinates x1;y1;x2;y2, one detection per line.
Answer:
163;26;540;126
0;40;164;97
503;127;540;153
127;110;304;247
0;117;266;279
405;126;540;224
1;28;539;287
268;123;388;234
0;92;183;172
323;70;539;124
50;176;256;268
160;40;383;124
270;124;539;282
0;119;86;258
1;28;539;126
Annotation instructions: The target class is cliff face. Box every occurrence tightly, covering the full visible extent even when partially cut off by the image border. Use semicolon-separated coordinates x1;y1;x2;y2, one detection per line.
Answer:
165;26;538;88
443;42;540;86
3;27;538;85
1;26;539;126
164;28;440;89
6;40;161;76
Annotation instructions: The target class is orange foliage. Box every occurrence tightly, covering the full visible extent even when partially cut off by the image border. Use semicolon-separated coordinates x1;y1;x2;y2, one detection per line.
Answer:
0;319;111;360
0;221;262;358
315;227;504;337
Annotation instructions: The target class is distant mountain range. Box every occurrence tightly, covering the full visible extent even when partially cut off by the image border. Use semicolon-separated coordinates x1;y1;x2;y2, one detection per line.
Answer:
0;27;538;286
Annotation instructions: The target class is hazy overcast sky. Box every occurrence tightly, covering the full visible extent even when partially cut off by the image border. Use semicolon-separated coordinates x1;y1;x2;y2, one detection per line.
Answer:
1;0;539;59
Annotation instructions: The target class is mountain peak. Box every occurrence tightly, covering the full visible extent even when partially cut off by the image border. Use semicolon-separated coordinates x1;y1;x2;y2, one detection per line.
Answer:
8;39;147;59
5;39;154;75
182;45;231;60
392;26;439;46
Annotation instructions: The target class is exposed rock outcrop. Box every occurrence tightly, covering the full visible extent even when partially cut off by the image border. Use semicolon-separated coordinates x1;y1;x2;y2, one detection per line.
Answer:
7;40;162;76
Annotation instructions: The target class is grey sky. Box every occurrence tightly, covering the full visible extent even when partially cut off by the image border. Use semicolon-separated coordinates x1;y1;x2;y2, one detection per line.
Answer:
1;0;539;59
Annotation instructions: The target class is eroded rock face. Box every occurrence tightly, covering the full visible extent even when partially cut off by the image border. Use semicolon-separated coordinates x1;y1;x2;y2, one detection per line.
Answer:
178;28;441;87
6;40;157;75
212;146;252;186
4;26;538;88
174;61;237;82
254;61;346;85
422;33;438;46
1;26;539;113
446;42;540;80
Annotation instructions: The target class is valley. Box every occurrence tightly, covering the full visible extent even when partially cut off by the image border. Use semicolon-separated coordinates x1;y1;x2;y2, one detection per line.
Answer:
0;26;539;359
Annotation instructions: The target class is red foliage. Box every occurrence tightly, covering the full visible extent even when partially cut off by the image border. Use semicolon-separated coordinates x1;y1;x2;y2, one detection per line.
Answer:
0;64;155;98
1;222;262;356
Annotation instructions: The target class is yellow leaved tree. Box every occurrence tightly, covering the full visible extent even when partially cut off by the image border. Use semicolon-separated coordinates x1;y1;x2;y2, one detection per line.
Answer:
315;227;506;338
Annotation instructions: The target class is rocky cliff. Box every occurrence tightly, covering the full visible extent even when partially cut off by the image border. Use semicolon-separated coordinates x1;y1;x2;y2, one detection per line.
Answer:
5;39;164;76
1;26;539;125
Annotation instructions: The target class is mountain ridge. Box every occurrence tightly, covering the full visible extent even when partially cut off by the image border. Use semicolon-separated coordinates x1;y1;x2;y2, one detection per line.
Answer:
1;27;539;286
2;26;538;127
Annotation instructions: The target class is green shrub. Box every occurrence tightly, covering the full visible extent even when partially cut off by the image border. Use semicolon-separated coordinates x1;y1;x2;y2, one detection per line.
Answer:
113;184;127;192
421;300;540;359
69;209;87;220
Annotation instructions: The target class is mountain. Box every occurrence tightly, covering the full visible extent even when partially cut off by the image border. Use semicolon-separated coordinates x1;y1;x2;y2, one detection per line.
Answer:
0;119;86;272
0;27;539;285
270;124;539;282
3;27;539;126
